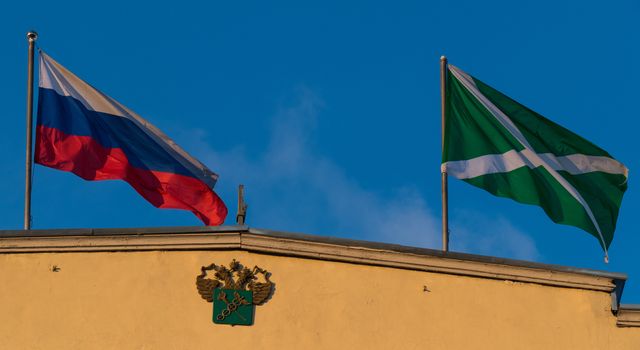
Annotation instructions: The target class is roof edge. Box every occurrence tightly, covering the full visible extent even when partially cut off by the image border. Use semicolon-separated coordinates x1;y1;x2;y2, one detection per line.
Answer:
0;225;248;237
0;225;626;296
247;227;627;281
618;304;640;327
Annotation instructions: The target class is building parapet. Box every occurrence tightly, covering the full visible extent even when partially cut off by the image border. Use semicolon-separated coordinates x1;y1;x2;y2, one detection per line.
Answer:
0;225;634;327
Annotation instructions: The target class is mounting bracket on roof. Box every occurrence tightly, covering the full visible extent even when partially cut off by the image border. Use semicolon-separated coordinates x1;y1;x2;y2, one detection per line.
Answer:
236;184;248;225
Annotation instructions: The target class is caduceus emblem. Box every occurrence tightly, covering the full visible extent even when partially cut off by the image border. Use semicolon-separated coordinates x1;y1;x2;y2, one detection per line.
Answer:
196;259;274;325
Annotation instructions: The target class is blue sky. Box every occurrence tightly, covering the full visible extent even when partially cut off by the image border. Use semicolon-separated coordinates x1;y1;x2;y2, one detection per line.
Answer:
1;1;638;301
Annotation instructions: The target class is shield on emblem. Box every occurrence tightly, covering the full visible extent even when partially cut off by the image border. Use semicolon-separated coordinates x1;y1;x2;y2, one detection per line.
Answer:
212;288;254;325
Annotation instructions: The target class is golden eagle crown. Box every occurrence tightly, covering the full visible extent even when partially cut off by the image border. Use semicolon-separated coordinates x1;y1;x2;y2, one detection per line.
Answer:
196;259;273;305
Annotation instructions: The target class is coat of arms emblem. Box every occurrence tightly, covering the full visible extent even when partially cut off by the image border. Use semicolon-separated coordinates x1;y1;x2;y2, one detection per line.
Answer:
196;259;274;326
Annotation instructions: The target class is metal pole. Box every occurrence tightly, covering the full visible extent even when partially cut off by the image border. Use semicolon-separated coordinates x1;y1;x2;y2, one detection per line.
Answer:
24;31;38;230
440;55;449;252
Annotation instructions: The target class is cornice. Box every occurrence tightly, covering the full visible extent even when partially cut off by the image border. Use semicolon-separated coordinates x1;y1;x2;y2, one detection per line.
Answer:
617;305;640;327
0;226;622;295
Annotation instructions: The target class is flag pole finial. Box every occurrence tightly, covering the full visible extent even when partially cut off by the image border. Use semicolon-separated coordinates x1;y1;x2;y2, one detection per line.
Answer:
27;31;38;42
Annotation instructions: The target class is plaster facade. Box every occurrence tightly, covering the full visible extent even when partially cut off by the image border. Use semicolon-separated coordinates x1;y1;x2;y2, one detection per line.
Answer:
0;227;638;349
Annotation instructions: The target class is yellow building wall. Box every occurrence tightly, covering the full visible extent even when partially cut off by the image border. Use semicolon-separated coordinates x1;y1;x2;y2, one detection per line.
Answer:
0;250;638;349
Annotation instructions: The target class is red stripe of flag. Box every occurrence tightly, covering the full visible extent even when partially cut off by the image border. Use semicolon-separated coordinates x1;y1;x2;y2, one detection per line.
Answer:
36;125;227;225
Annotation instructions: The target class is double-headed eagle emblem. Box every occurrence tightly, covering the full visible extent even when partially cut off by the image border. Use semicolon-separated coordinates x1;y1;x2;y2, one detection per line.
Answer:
196;259;274;325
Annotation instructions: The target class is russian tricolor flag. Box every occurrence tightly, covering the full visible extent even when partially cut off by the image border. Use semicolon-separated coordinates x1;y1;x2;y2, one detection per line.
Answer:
35;52;228;225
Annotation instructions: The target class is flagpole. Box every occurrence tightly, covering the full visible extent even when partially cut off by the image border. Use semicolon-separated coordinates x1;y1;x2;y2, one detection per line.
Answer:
24;31;37;230
440;55;449;252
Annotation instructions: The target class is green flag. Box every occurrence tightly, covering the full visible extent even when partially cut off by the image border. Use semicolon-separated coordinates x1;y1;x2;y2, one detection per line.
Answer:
442;64;628;258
